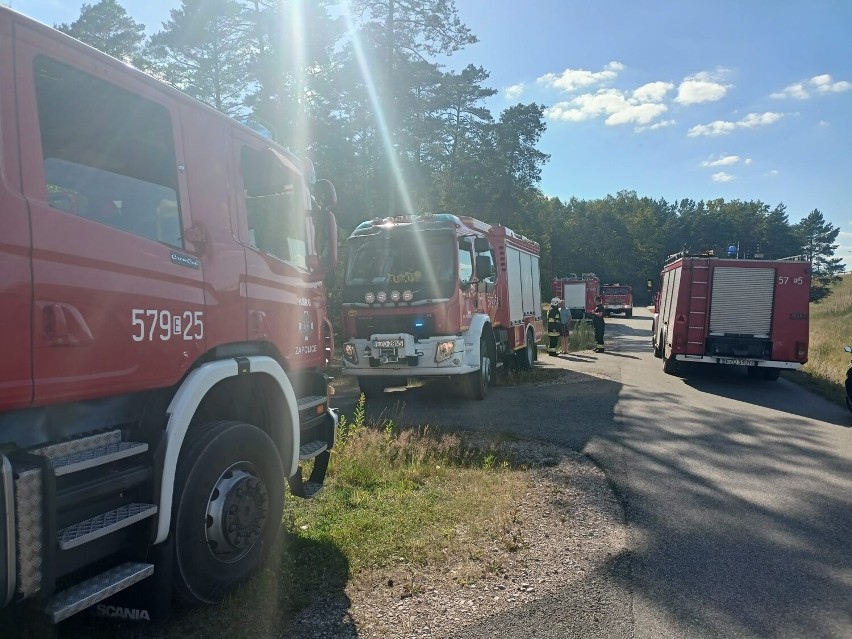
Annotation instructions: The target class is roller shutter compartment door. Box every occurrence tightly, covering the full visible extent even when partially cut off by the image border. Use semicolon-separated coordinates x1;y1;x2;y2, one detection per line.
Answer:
708;267;775;336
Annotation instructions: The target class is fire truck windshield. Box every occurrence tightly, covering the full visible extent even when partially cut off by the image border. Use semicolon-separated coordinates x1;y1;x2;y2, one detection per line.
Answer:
345;231;457;297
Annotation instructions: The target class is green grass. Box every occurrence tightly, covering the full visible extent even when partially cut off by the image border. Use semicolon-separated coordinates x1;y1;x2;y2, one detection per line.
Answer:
65;396;531;639
786;273;852;406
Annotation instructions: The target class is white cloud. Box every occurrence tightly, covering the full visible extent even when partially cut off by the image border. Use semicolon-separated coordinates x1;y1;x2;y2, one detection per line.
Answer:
504;83;525;100
635;119;676;132
537;61;624;93
675;70;732;105
545;84;670;128
764;169;779;177
688;112;784;137
771;74;852;99
712;172;734;182
633;81;674;103
701;154;740;167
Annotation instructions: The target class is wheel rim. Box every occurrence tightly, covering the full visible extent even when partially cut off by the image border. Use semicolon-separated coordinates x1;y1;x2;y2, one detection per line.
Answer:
526;334;535;365
205;464;269;563
480;348;491;391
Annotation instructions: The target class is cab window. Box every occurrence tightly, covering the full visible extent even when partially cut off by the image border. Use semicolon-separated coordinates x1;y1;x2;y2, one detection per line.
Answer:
240;147;307;269
33;55;182;247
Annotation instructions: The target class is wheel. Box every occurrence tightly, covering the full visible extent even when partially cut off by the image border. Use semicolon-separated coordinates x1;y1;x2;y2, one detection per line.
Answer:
662;351;678;375
626;309;633;318
762;368;781;381
464;335;492;400
517;329;535;370
653;334;663;359
358;376;388;398
172;421;284;604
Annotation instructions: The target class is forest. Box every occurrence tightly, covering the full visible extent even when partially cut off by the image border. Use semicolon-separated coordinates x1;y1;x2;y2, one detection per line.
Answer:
53;0;843;302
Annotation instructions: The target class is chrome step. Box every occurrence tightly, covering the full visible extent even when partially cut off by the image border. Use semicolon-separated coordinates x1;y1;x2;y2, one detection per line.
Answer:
53;442;148;477
299;440;328;460
45;561;154;623
33;430;121;461
58;504;157;550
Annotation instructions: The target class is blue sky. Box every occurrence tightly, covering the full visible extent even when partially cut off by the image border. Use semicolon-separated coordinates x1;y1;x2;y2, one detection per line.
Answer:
11;0;852;255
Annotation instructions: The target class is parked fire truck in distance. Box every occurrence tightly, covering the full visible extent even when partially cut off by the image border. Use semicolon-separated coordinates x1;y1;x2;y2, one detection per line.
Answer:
341;214;544;400
651;253;810;379
552;273;600;319
600;283;634;318
0;7;339;624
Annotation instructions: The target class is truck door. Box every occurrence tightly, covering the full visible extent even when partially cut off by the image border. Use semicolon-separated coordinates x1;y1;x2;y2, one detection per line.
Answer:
234;132;325;370
15;32;205;404
0;22;32;410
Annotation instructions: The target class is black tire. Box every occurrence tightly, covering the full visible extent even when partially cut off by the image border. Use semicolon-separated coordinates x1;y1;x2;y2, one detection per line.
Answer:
762;368;781;381
662;352;678;375
517;329;535;370
358;376;388;398
626;309;633;318
747;366;762;379
653;334;663;359
173;421;284;605
464;336;492;400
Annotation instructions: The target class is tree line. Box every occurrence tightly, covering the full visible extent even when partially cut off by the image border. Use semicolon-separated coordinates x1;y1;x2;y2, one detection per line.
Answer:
55;0;843;302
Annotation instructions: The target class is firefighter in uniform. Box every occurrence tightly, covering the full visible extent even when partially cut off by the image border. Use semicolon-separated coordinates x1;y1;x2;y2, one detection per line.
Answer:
547;297;562;356
591;295;606;352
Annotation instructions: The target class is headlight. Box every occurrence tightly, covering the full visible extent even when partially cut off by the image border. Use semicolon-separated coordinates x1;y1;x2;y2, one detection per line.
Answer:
435;341;455;363
364;292;375;304
343;343;358;364
390;290;401;302
402;290;413;302
376;291;388;303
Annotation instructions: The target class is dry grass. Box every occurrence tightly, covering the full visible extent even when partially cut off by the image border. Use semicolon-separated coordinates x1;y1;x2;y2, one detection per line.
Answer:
793;274;852;404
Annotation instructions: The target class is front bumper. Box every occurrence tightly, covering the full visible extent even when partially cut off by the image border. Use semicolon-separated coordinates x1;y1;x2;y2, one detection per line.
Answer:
341;333;477;377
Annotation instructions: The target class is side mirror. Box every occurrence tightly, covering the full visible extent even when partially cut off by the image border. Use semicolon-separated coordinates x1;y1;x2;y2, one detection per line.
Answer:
313;179;337;210
474;237;490;253
475;254;494;279
307;207;338;278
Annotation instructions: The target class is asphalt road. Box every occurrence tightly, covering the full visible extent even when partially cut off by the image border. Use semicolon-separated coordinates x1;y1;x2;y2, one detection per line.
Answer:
335;307;852;639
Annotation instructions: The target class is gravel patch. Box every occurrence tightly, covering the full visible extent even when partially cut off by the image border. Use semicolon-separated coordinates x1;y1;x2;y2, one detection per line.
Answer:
281;441;626;639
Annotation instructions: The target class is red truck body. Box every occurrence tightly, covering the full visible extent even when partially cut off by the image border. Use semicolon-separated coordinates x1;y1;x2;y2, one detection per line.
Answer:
552;273;600;319
0;6;338;623
651;254;810;378
600;284;634;318
341;213;544;399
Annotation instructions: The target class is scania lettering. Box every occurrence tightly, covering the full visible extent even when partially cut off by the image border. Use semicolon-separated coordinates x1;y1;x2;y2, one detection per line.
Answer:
0;7;339;624
341;214;544;399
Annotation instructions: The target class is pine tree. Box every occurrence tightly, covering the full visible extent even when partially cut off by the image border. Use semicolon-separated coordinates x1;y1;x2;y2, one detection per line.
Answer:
146;0;253;116
794;208;843;302
56;0;146;64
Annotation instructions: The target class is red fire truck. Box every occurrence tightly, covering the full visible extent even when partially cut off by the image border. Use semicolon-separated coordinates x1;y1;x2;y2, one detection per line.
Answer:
341;214;544;399
600;283;634;318
552;273;600;319
651;253;810;379
0;7;339;623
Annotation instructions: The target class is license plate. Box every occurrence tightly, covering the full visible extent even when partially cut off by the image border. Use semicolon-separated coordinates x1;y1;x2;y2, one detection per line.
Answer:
720;358;755;366
374;339;404;348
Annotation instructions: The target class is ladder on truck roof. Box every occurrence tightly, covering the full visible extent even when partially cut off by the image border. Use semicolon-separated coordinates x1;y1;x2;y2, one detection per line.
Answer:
685;258;710;356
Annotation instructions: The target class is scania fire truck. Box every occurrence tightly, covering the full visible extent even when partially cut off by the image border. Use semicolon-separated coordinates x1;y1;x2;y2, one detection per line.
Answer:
0;7;338;623
651;253;810;378
341;213;544;399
